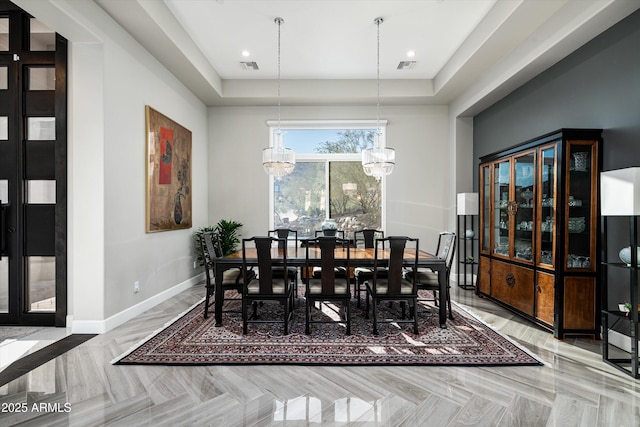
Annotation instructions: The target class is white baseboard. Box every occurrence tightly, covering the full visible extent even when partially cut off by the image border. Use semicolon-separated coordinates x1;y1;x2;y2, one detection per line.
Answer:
70;273;204;334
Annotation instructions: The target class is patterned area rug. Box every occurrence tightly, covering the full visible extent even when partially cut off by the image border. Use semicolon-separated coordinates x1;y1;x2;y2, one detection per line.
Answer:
114;291;542;366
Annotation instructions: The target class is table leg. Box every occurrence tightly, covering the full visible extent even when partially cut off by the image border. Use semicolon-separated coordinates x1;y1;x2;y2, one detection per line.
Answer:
214;262;224;327
438;264;447;328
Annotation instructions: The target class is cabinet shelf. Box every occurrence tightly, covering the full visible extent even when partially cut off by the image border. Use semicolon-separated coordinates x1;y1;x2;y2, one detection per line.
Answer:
457;214;477;290
601;215;640;379
602;309;637;318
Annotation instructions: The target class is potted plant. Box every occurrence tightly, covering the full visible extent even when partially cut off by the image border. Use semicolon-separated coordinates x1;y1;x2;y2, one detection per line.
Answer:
215;219;243;256
193;219;243;266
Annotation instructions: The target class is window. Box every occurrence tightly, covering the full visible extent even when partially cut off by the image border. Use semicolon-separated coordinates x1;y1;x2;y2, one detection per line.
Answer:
269;121;387;239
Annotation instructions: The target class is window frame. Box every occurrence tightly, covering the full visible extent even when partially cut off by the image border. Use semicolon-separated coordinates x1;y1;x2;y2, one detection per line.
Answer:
267;120;388;234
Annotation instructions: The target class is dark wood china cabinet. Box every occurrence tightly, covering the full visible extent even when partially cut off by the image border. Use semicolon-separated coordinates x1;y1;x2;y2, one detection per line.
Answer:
478;129;602;339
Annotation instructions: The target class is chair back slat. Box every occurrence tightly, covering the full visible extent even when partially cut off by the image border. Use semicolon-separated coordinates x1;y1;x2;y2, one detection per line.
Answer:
269;228;298;250
243;236;287;295
305;237;349;294
319;238;336;292
355;229;384;249
201;231;221;262
436;232;457;270
200;231;216;286
387;237;407;293
201;231;225;283
374;236;419;295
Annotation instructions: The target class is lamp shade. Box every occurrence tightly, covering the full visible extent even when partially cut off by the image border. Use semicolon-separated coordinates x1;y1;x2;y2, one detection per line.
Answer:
601;167;640;216
457;193;479;215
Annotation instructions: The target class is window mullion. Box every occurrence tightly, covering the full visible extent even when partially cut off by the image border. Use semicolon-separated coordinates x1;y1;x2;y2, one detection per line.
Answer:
325;159;330;219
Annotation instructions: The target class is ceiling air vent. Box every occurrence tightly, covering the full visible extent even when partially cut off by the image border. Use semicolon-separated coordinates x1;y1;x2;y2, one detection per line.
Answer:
397;61;416;70
240;61;259;71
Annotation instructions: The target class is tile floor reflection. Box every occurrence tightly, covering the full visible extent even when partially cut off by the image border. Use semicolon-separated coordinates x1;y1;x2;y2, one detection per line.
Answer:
0;283;639;426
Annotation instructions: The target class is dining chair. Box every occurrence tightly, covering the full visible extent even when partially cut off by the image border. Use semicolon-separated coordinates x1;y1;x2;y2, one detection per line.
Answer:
405;231;456;320
200;231;255;319
268;228;299;296
304;236;351;335
311;230;347;279
364;236;420;335
242;236;294;334
353;229;386;307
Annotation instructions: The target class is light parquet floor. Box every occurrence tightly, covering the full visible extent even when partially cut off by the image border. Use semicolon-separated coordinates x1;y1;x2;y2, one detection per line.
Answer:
1;283;639;426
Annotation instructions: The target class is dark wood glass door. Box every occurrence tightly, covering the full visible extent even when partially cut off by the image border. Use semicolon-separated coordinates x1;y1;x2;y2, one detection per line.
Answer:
0;4;67;326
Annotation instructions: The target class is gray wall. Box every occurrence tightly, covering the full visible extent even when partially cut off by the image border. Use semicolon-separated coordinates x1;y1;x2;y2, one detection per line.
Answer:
472;9;640;319
473;9;640;173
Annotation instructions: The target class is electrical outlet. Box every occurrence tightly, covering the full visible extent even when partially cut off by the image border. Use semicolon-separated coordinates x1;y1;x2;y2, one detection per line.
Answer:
134;281;140;293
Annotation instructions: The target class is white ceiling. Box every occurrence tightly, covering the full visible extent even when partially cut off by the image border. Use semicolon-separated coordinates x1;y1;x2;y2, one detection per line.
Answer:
94;0;639;110
163;0;496;80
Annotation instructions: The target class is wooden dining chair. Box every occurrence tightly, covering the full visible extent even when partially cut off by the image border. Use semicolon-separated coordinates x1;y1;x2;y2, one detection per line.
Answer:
311;229;348;280
268;228;299;297
405;231;456;320
364;236;419;335
304;236;351;335
242;236;294;334
353;229;385;307
200;231;255;319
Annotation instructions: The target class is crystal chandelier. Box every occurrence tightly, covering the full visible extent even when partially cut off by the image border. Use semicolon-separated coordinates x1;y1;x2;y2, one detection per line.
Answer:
263;17;295;178
362;17;395;180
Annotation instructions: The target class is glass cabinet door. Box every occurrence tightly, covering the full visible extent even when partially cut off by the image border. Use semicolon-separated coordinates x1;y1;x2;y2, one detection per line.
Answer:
480;164;491;253
537;144;557;267
514;151;535;263
493;160;511;257
566;141;596;271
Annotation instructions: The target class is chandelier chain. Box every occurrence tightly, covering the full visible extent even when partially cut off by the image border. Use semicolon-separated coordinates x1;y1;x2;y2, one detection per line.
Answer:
362;17;394;180
376;17;381;133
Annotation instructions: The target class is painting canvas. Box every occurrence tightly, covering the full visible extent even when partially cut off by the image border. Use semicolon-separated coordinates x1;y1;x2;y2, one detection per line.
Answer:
145;106;192;232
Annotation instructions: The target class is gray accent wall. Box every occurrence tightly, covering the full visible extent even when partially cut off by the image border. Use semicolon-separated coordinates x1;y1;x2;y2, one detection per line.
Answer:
473;9;640;175
473;9;640;327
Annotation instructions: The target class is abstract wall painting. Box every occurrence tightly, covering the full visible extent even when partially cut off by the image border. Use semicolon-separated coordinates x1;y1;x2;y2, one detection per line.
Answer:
145;106;192;232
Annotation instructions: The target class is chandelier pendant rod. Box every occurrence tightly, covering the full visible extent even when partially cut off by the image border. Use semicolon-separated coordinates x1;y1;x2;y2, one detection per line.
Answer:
276;16;283;136
375;17;382;139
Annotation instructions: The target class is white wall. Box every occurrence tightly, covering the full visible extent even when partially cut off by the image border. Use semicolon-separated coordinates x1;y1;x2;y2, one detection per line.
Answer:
208;105;449;250
16;0;209;331
101;27;209;319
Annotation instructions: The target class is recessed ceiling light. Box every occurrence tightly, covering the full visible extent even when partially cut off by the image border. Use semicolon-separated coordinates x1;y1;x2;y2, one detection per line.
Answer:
241;50;250;57
407;50;416;58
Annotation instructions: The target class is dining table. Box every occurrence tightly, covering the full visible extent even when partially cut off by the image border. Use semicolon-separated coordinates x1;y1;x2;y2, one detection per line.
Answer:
213;244;449;329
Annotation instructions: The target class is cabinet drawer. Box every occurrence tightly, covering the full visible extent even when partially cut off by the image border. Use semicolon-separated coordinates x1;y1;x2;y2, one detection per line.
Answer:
491;260;534;316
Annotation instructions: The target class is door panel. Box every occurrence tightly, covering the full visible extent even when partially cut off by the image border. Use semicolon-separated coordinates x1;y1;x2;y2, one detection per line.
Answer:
0;6;66;326
564;276;596;330
535;271;555;325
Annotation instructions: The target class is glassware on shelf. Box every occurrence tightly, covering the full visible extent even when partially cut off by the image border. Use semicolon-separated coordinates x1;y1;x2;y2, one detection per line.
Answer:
568;217;586;233
520;189;534;206
572;151;589;172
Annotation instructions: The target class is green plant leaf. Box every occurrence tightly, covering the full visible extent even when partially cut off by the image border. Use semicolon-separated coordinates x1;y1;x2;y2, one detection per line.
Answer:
216;219;243;256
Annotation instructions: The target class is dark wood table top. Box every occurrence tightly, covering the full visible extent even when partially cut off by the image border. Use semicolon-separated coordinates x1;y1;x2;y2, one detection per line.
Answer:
221;247;441;265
